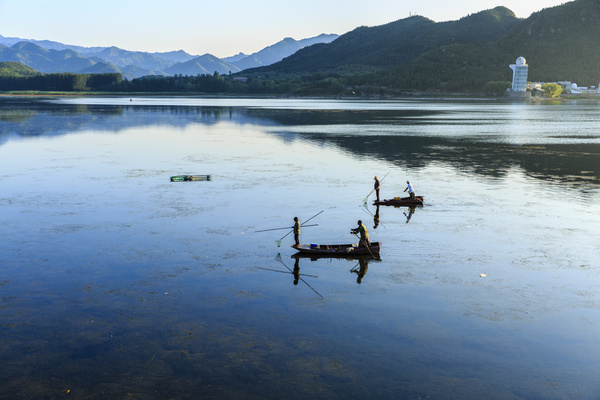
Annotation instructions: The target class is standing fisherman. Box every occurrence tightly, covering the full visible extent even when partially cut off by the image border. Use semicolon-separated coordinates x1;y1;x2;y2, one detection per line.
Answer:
293;217;301;246
374;176;381;202
351;220;370;247
404;180;415;199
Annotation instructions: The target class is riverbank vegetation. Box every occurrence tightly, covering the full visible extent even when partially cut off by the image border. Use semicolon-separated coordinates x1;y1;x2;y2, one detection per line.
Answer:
0;63;123;91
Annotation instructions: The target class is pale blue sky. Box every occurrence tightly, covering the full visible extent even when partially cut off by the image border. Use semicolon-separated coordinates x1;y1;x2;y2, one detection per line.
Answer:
0;0;567;58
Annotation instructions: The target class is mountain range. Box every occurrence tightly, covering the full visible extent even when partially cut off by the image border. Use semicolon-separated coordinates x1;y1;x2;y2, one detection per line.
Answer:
3;0;600;93
244;0;600;90
0;33;338;79
249;7;520;74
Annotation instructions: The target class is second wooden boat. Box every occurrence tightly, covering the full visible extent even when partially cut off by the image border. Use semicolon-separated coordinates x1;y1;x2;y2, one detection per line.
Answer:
373;196;423;206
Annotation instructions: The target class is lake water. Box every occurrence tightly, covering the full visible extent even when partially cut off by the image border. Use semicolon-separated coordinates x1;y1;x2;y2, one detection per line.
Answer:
1;96;599;399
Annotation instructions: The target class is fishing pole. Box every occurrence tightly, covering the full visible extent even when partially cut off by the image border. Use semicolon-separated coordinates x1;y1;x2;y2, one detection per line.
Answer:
301;210;324;225
352;233;380;261
255;224;318;233
276;210;324;247
256;266;319;278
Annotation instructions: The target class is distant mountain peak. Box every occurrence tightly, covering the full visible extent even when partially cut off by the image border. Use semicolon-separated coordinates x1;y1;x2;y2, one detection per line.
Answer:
227;34;339;71
12;41;47;52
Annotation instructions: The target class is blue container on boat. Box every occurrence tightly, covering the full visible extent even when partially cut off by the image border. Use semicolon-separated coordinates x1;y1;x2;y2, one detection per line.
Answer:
310;243;318;248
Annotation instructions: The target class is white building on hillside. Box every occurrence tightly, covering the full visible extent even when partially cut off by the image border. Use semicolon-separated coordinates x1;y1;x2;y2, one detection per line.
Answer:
568;83;599;93
509;57;528;92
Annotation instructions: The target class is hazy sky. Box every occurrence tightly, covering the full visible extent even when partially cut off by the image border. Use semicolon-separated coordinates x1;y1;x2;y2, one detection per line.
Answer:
0;0;568;58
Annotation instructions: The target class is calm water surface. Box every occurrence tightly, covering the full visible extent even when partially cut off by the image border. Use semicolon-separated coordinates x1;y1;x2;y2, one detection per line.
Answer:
1;96;599;399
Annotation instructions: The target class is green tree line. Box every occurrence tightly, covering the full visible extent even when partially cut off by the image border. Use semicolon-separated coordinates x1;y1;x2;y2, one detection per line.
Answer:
0;72;123;91
0;68;309;94
108;72;345;95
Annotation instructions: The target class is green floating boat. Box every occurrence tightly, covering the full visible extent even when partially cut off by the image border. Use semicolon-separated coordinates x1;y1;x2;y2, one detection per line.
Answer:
170;175;211;182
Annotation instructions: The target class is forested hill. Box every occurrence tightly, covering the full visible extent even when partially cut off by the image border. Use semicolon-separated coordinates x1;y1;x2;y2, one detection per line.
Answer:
379;0;600;91
243;6;521;75
0;61;123;91
243;0;600;92
0;61;39;77
500;0;600;83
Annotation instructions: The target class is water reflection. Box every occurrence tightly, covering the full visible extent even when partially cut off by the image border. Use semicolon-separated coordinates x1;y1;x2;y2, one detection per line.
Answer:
0;99;233;140
292;254;376;285
373;205;380;229
293;256;300;285
272;253;322;298
403;206;416;223
349;257;370;284
1;97;599;188
363;203;419;226
2;97;600;399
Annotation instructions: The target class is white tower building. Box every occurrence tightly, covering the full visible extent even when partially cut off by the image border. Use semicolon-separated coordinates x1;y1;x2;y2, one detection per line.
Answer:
509;57;528;92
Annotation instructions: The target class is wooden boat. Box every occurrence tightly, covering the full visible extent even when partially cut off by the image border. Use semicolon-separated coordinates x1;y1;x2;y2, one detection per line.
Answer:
292;242;381;257
170;175;211;182
373;196;423;206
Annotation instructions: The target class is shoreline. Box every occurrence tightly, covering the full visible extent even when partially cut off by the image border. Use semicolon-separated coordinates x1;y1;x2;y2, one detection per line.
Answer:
2;90;600;101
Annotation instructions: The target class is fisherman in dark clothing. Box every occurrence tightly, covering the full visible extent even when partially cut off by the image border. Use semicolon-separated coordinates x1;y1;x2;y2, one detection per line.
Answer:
374;176;381;202
293;217;300;246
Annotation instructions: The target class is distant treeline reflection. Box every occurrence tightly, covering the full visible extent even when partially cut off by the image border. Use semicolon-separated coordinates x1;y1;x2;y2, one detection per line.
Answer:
1;101;598;188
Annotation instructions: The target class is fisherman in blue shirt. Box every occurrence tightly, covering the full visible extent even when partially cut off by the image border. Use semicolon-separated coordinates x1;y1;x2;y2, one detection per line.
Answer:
404;180;415;199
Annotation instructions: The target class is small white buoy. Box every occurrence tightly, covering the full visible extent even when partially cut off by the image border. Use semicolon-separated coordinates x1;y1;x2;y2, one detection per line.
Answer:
480;273;487;278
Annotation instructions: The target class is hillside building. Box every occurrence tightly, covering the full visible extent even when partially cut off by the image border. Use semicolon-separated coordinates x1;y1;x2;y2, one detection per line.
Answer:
509;57;528;92
568;83;599;94
526;81;600;95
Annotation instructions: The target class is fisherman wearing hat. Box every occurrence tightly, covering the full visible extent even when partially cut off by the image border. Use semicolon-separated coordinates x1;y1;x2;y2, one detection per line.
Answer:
374;176;381;202
404;180;415;199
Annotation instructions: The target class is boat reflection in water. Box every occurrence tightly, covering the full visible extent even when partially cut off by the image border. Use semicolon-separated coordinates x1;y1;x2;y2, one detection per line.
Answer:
291;253;377;285
367;202;418;226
